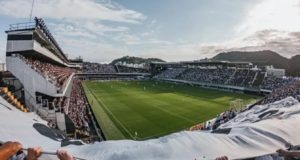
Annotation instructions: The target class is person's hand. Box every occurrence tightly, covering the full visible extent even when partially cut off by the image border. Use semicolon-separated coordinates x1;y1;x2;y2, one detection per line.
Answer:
27;147;43;160
1;141;22;154
0;141;23;159
277;149;289;156
215;156;228;160
57;149;74;160
285;142;293;149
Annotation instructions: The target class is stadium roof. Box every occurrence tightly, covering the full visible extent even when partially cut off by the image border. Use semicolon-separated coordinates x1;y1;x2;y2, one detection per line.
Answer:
151;60;253;66
6;17;69;63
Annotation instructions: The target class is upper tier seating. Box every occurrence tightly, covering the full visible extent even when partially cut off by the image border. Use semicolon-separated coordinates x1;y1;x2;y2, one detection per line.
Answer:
154;67;298;91
18;55;76;90
176;68;235;84
154;68;186;79
83;62;117;73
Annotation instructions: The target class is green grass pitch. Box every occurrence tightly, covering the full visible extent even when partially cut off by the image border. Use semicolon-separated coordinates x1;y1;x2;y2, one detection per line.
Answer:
83;80;259;140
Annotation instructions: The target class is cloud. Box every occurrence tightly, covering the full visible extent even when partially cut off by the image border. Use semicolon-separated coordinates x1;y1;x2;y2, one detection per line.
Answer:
1;0;299;63
0;40;5;63
140;28;300;62
235;0;300;35
0;0;144;41
182;0;300;60
48;20;130;40
0;0;148;62
137;43;203;62
232;30;300;58
140;0;300;61
0;0;146;23
222;0;300;58
198;30;300;59
59;37;128;63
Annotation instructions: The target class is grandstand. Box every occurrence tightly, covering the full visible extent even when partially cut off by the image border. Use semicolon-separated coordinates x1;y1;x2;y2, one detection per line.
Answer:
151;61;296;94
1;17;300;160
4;18;101;141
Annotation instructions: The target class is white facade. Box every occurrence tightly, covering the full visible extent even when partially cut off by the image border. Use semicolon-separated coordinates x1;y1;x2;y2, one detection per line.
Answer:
0;63;6;71
266;65;285;77
6;56;59;109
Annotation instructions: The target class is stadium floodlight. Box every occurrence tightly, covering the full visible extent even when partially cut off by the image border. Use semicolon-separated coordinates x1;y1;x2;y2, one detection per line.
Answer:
29;0;35;22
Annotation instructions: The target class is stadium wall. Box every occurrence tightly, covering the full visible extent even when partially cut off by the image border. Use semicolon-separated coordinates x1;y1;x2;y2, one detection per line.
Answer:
6;56;59;109
33;40;66;65
6;30;34;53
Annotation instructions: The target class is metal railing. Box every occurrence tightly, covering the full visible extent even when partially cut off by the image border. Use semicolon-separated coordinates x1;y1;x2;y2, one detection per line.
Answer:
9;22;36;31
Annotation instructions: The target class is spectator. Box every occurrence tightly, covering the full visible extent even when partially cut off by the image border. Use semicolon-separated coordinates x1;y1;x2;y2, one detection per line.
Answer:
277;144;300;159
206;121;212;130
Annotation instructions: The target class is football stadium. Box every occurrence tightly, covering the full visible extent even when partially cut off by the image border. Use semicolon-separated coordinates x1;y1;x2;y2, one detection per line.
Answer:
1;0;300;160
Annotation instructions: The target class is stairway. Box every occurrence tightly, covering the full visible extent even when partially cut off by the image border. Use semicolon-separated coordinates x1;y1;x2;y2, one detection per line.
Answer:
0;87;28;112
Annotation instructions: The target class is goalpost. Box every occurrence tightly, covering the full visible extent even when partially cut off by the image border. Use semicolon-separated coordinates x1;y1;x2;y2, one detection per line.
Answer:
230;99;246;111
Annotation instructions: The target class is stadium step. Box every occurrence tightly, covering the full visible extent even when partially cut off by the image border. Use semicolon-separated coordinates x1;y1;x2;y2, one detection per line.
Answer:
0;87;28;112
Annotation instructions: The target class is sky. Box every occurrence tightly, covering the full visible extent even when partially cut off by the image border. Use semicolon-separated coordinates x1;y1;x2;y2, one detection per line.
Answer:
0;0;300;63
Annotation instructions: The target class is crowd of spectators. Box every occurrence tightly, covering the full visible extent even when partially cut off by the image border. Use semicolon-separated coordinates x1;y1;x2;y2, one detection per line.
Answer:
242;70;257;86
17;54;75;91
83;62;116;73
227;69;249;86
154;68;186;79
50;97;68;113
189;123;205;131
211;109;237;130
178;68;206;83
260;80;300;105
191;108;238;132
155;67;300;92
252;71;266;86
260;76;297;91
160;67;235;85
68;79;91;133
209;68;235;84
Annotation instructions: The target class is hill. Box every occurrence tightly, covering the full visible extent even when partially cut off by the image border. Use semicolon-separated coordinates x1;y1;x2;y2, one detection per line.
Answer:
289;55;300;76
212;50;299;76
110;56;165;65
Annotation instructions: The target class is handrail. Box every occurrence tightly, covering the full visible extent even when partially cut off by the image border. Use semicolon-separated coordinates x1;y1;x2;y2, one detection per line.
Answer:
9;22;35;31
7;17;69;63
